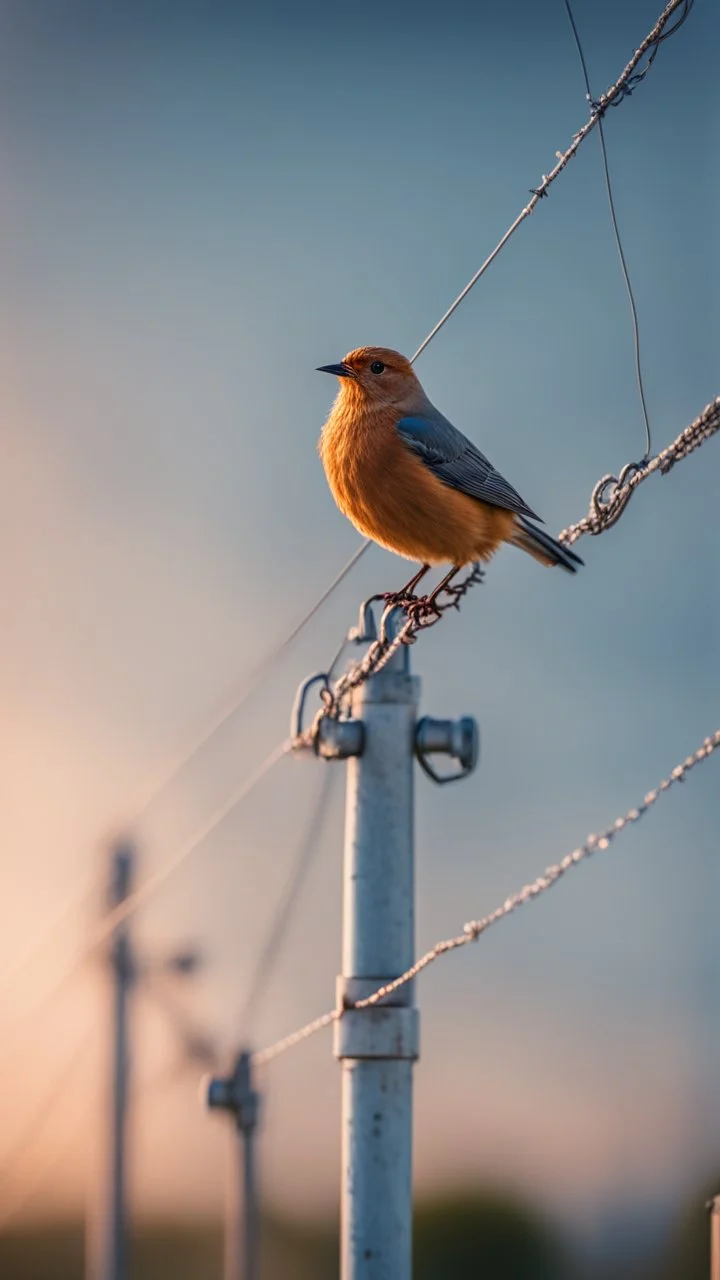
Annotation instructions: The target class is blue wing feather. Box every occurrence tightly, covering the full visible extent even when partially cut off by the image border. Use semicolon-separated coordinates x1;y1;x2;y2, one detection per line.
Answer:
396;409;541;523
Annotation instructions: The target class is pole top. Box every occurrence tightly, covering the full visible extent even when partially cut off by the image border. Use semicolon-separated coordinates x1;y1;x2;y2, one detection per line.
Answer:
108;841;134;907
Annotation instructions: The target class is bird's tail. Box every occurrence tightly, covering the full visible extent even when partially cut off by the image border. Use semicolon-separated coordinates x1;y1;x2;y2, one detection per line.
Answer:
511;517;583;574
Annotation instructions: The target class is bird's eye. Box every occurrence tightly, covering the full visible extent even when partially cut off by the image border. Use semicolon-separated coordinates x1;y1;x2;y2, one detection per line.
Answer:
370;360;385;375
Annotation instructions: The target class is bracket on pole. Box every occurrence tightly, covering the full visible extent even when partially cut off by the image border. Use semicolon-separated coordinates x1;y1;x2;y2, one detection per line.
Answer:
206;1051;260;1136
415;715;479;784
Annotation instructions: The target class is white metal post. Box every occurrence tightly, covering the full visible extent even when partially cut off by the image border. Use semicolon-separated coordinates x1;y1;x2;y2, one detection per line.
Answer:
333;620;420;1280
290;601;477;1280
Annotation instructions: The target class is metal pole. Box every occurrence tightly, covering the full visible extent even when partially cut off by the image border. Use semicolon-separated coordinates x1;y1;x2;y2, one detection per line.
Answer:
291;601;476;1280
709;1196;720;1280
334;614;420;1280
207;1051;260;1280
103;843;134;1280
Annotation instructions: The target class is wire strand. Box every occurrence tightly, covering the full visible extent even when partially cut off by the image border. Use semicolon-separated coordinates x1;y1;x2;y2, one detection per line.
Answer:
409;0;692;364
119;543;370;832
0;544;371;998
93;739;292;946
0;1024;95;1232
562;0;653;460
0;740;291;1073
235;765;337;1038
0;883;92;996
0;1025;94;1180
254;728;720;1065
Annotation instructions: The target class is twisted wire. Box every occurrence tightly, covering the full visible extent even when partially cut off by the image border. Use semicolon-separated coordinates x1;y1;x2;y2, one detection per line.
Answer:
254;728;720;1066
558;396;720;545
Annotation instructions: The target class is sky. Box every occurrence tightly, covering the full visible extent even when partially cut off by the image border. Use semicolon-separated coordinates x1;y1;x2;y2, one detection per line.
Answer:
1;0;718;1259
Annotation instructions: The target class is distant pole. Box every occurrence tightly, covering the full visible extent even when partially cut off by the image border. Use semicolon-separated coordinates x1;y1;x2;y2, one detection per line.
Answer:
207;1050;260;1280
709;1195;720;1280
102;843;135;1280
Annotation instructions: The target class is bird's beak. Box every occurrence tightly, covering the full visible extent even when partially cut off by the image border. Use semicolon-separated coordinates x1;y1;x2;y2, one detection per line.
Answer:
316;362;357;379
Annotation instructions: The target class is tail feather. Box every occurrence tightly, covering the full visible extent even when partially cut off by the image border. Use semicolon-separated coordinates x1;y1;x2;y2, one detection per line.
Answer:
511;518;583;574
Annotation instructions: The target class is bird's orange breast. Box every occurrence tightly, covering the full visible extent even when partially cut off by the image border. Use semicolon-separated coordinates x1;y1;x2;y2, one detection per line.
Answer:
319;402;516;565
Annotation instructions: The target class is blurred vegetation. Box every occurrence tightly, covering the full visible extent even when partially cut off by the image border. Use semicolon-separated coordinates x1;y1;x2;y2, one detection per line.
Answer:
1;1176;719;1279
414;1191;566;1279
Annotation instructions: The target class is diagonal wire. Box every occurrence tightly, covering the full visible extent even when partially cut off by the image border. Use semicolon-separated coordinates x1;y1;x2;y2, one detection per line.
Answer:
120;542;370;832
0;883;93;996
92;739;292;945
0;1101;87;1233
0;544;369;996
235;764;337;1039
253;728;720;1065
0;1024;94;1181
0;740;291;1072
410;0;692;364
562;0;652;460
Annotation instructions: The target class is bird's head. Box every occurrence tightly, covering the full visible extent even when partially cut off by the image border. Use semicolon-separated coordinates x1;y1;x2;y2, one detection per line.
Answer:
317;346;421;407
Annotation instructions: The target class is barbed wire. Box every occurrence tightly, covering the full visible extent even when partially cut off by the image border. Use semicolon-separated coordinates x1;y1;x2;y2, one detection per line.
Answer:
410;0;693;364
296;396;719;745
558;395;720;545
254;727;720;1066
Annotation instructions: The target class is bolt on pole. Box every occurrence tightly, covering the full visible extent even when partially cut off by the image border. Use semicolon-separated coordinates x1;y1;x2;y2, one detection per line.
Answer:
294;603;478;1280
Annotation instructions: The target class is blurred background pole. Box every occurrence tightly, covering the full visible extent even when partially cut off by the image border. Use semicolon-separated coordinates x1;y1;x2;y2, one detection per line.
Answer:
709;1195;720;1280
333;613;420;1280
102;842;135;1280
207;1050;260;1280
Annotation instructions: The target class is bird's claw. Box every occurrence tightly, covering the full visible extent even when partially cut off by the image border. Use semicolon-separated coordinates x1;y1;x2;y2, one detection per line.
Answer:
382;589;418;608
404;595;443;627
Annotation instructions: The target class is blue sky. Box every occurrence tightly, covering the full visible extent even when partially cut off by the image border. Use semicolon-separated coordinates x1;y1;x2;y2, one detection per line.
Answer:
1;0;718;1254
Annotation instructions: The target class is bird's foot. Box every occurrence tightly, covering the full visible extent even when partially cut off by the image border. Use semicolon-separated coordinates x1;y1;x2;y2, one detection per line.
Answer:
403;595;444;628
382;588;418;608
403;565;485;627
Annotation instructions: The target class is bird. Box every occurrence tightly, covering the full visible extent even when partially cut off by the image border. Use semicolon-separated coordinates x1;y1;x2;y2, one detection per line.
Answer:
317;345;582;607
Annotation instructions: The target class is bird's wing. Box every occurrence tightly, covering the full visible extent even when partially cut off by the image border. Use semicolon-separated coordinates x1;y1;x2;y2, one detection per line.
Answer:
396;408;542;522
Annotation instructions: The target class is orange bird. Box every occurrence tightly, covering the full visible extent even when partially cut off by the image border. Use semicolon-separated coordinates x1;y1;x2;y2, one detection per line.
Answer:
318;346;582;602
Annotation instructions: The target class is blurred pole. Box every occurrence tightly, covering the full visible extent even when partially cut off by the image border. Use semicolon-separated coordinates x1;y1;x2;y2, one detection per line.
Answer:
709;1195;720;1280
207;1051;260;1280
102;843;135;1280
334;613;420;1280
